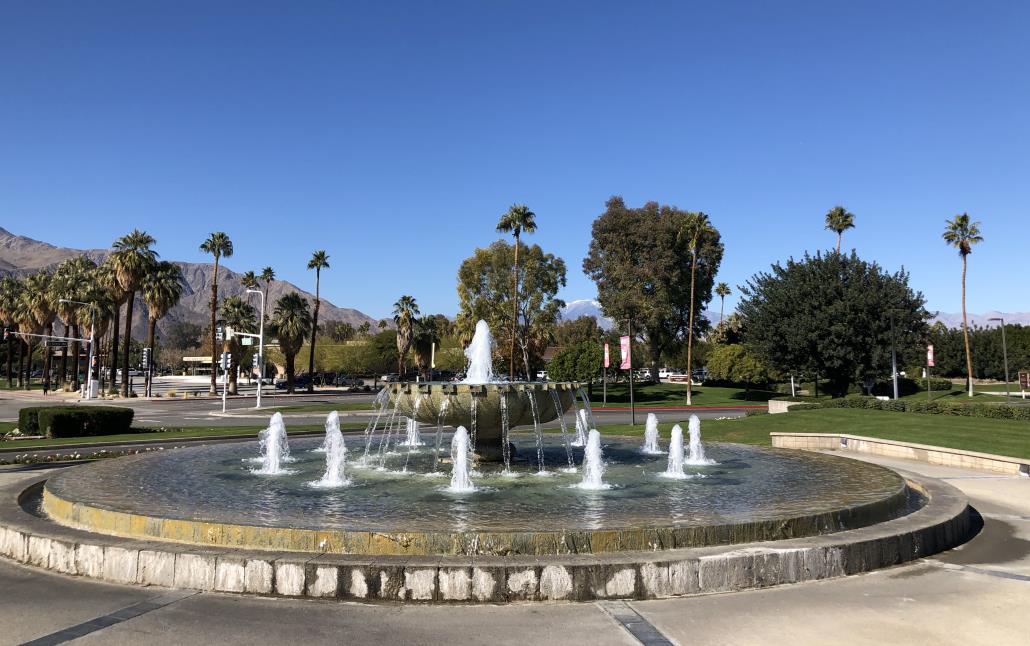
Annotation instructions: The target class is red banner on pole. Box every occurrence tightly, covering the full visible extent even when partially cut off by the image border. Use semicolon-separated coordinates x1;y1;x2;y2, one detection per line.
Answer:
603;343;610;368
927;344;935;367
620;335;631;370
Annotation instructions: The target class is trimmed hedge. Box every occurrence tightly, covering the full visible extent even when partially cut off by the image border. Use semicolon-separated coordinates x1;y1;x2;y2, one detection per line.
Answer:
17;406;135;438
807;396;1030;420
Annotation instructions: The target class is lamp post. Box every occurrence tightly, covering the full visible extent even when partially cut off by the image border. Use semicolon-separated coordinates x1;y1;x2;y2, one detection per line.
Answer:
246;289;266;409
59;299;96;399
889;312;899;400
988;317;1010;399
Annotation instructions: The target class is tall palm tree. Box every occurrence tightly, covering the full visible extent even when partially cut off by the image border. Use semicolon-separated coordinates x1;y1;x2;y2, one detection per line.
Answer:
392;295;420;375
200;232;233;394
306;250;330;392
220;295;256;395
96;259;122;393
271;292;311;394
53;257;97;388
22;271;56;390
943;213;984;397
0;277;24;388
679;212;714;405
715;282;731;325
495;204;537;380
142;261;184;377
412;315;440;379
259;266;275;325
110;230;158;396
240;270;258;290
824;205;856;253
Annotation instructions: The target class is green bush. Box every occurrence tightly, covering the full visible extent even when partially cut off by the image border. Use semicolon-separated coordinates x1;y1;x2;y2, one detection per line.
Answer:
796;396;1030;420
17;407;46;435
788;403;823;411
23;406;135;438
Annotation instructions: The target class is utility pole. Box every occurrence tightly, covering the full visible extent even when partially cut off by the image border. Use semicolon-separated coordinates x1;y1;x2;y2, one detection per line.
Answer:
628;318;635;426
246;289;266;409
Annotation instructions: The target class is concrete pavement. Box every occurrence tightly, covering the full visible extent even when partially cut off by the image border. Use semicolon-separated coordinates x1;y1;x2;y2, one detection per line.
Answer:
0;450;1027;645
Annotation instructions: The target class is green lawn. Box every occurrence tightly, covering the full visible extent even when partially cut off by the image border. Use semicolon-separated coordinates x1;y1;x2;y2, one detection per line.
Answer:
269;401;373;413
0;422;368;450
594;382;776;408
599;408;1030;459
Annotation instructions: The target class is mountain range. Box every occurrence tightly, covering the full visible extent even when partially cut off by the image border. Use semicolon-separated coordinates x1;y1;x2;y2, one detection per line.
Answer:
0;227;379;339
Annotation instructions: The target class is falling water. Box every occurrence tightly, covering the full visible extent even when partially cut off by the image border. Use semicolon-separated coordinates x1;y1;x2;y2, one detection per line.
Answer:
446;426;476;493
550;388;576;471
376;395;402;470
400;418;424;447
641;413;664;454
572;408;589;447
684;414;716;465
312;412;349;487
528;390;546;474
576;429;609;490
577;387;598;430
361;389;390;465
432;399;450;473
662;424;689;479
253;413;290;475
500;390;513;474
463;320;495;384
469;395;478;454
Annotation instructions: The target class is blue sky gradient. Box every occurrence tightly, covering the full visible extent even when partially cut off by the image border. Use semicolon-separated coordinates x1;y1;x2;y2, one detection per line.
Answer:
2;1;1027;319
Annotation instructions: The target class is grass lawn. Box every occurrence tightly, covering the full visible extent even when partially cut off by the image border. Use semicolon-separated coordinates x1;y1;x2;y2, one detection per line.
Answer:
594;382;776;408
600;408;1030;459
0;422;368;450
269;401;373;413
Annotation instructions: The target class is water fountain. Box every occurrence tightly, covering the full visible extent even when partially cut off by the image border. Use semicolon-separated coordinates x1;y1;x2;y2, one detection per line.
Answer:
662;423;690;479
576;429;609;490
399;418;424;447
684;414;716;466
572;408;588;447
312;412;349;488
253;412;290;475
446;426;476;493
641;412;663;454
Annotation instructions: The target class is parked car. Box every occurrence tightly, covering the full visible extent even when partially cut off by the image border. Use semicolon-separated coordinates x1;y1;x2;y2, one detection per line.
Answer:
535;370;548;381
380;374;399;383
334;374;362;387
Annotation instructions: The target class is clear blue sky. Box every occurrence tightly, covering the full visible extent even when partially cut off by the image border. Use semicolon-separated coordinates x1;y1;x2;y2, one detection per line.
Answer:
2;1;1027;319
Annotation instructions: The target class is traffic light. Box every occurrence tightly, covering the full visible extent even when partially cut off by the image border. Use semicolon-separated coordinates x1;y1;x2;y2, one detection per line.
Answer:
219;352;229;371
141;347;151;369
252;353;261;368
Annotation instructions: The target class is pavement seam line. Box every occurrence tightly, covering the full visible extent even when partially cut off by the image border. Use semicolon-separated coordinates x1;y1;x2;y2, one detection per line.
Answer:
596;600;677;646
17;590;198;646
930;560;1030;583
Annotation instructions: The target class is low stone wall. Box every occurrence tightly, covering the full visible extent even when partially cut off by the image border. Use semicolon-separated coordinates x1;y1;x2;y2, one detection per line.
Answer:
0;473;972;603
771;433;1030;477
768;400;805;414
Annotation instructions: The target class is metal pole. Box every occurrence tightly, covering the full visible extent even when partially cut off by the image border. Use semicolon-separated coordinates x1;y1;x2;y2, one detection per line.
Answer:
85;306;96;399
1001;321;1010;399
257;292;265;409
890;314;899;400
221;353;228;413
628;319;635;426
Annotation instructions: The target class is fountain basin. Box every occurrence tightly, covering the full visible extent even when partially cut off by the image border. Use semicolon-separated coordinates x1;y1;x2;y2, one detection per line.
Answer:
388;382;581;462
42;436;914;557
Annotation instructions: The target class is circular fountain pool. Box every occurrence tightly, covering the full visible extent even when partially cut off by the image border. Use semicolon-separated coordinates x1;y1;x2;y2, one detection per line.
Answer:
42;434;912;556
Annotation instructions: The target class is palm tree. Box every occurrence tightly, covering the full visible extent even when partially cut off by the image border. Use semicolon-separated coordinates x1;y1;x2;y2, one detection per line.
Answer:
271;293;311;393
220;295;257;394
110;230;158;396
53;257;97;388
96;259;123;394
715;282;731;325
240;270;258;290
824;205;856;253
200;232;233;394
142;261;184;389
392;295;420;375
412;316;440;379
306;250;330;392
943;213;984;397
260;266;275;324
495;204;537;380
358;321;371;337
22;271;56;390
0;277;24;388
679;212;714;405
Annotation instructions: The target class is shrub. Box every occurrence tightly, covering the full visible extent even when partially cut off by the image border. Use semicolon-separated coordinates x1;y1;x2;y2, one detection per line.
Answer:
788;403;823;411
789;396;1030;420
25;406;135;438
17;407;46;435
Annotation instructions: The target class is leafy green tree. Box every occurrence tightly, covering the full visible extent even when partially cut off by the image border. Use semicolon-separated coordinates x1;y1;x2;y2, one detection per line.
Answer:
393;295;419;375
165;321;203;350
111;229;158;395
705;343;775;399
554;316;604;347
738;251;928;397
584;197;723;384
547;341;604;395
942;213;983;396
458;240;566;379
824;205;856;253
271;292;311;393
306;250;330;392
495;204;538;380
200;232;233;394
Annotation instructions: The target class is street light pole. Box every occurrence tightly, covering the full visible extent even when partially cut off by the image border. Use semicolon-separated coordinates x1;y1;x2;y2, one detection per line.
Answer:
889;312;899;400
59;299;97;399
988;317;1009;399
247;289;266;409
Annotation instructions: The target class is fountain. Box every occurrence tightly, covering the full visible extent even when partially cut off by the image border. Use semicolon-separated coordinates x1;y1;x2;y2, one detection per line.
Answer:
446;426;476;493
572;408;588;447
253;412;291;475
576;429;609;489
641;412;663;454
662;424;690;479
684;414;716;466
399;418;424;447
312;412;349;488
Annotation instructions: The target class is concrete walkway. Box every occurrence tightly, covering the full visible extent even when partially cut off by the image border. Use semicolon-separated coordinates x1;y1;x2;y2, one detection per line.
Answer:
0;453;1028;645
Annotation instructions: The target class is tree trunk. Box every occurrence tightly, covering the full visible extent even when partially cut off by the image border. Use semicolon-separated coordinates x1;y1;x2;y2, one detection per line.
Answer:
60;322;68;387
286;352;296;394
308;272;320;393
43;321;54;393
510;235;519;380
836;233;842;253
961;255;974;397
719;296;725;325
210;257;220;395
6;336;13;388
110;303;121;395
23;339;32;389
685;251;698;405
121;291;135;397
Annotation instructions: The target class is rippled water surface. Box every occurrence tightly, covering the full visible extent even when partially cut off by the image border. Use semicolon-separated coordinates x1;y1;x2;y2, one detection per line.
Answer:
47;435;905;532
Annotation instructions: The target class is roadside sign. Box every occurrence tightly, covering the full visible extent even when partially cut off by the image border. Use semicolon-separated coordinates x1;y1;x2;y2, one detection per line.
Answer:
241;337;254;346
604;343;610;368
927;344;935;367
1020;371;1029;390
46;340;68;349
